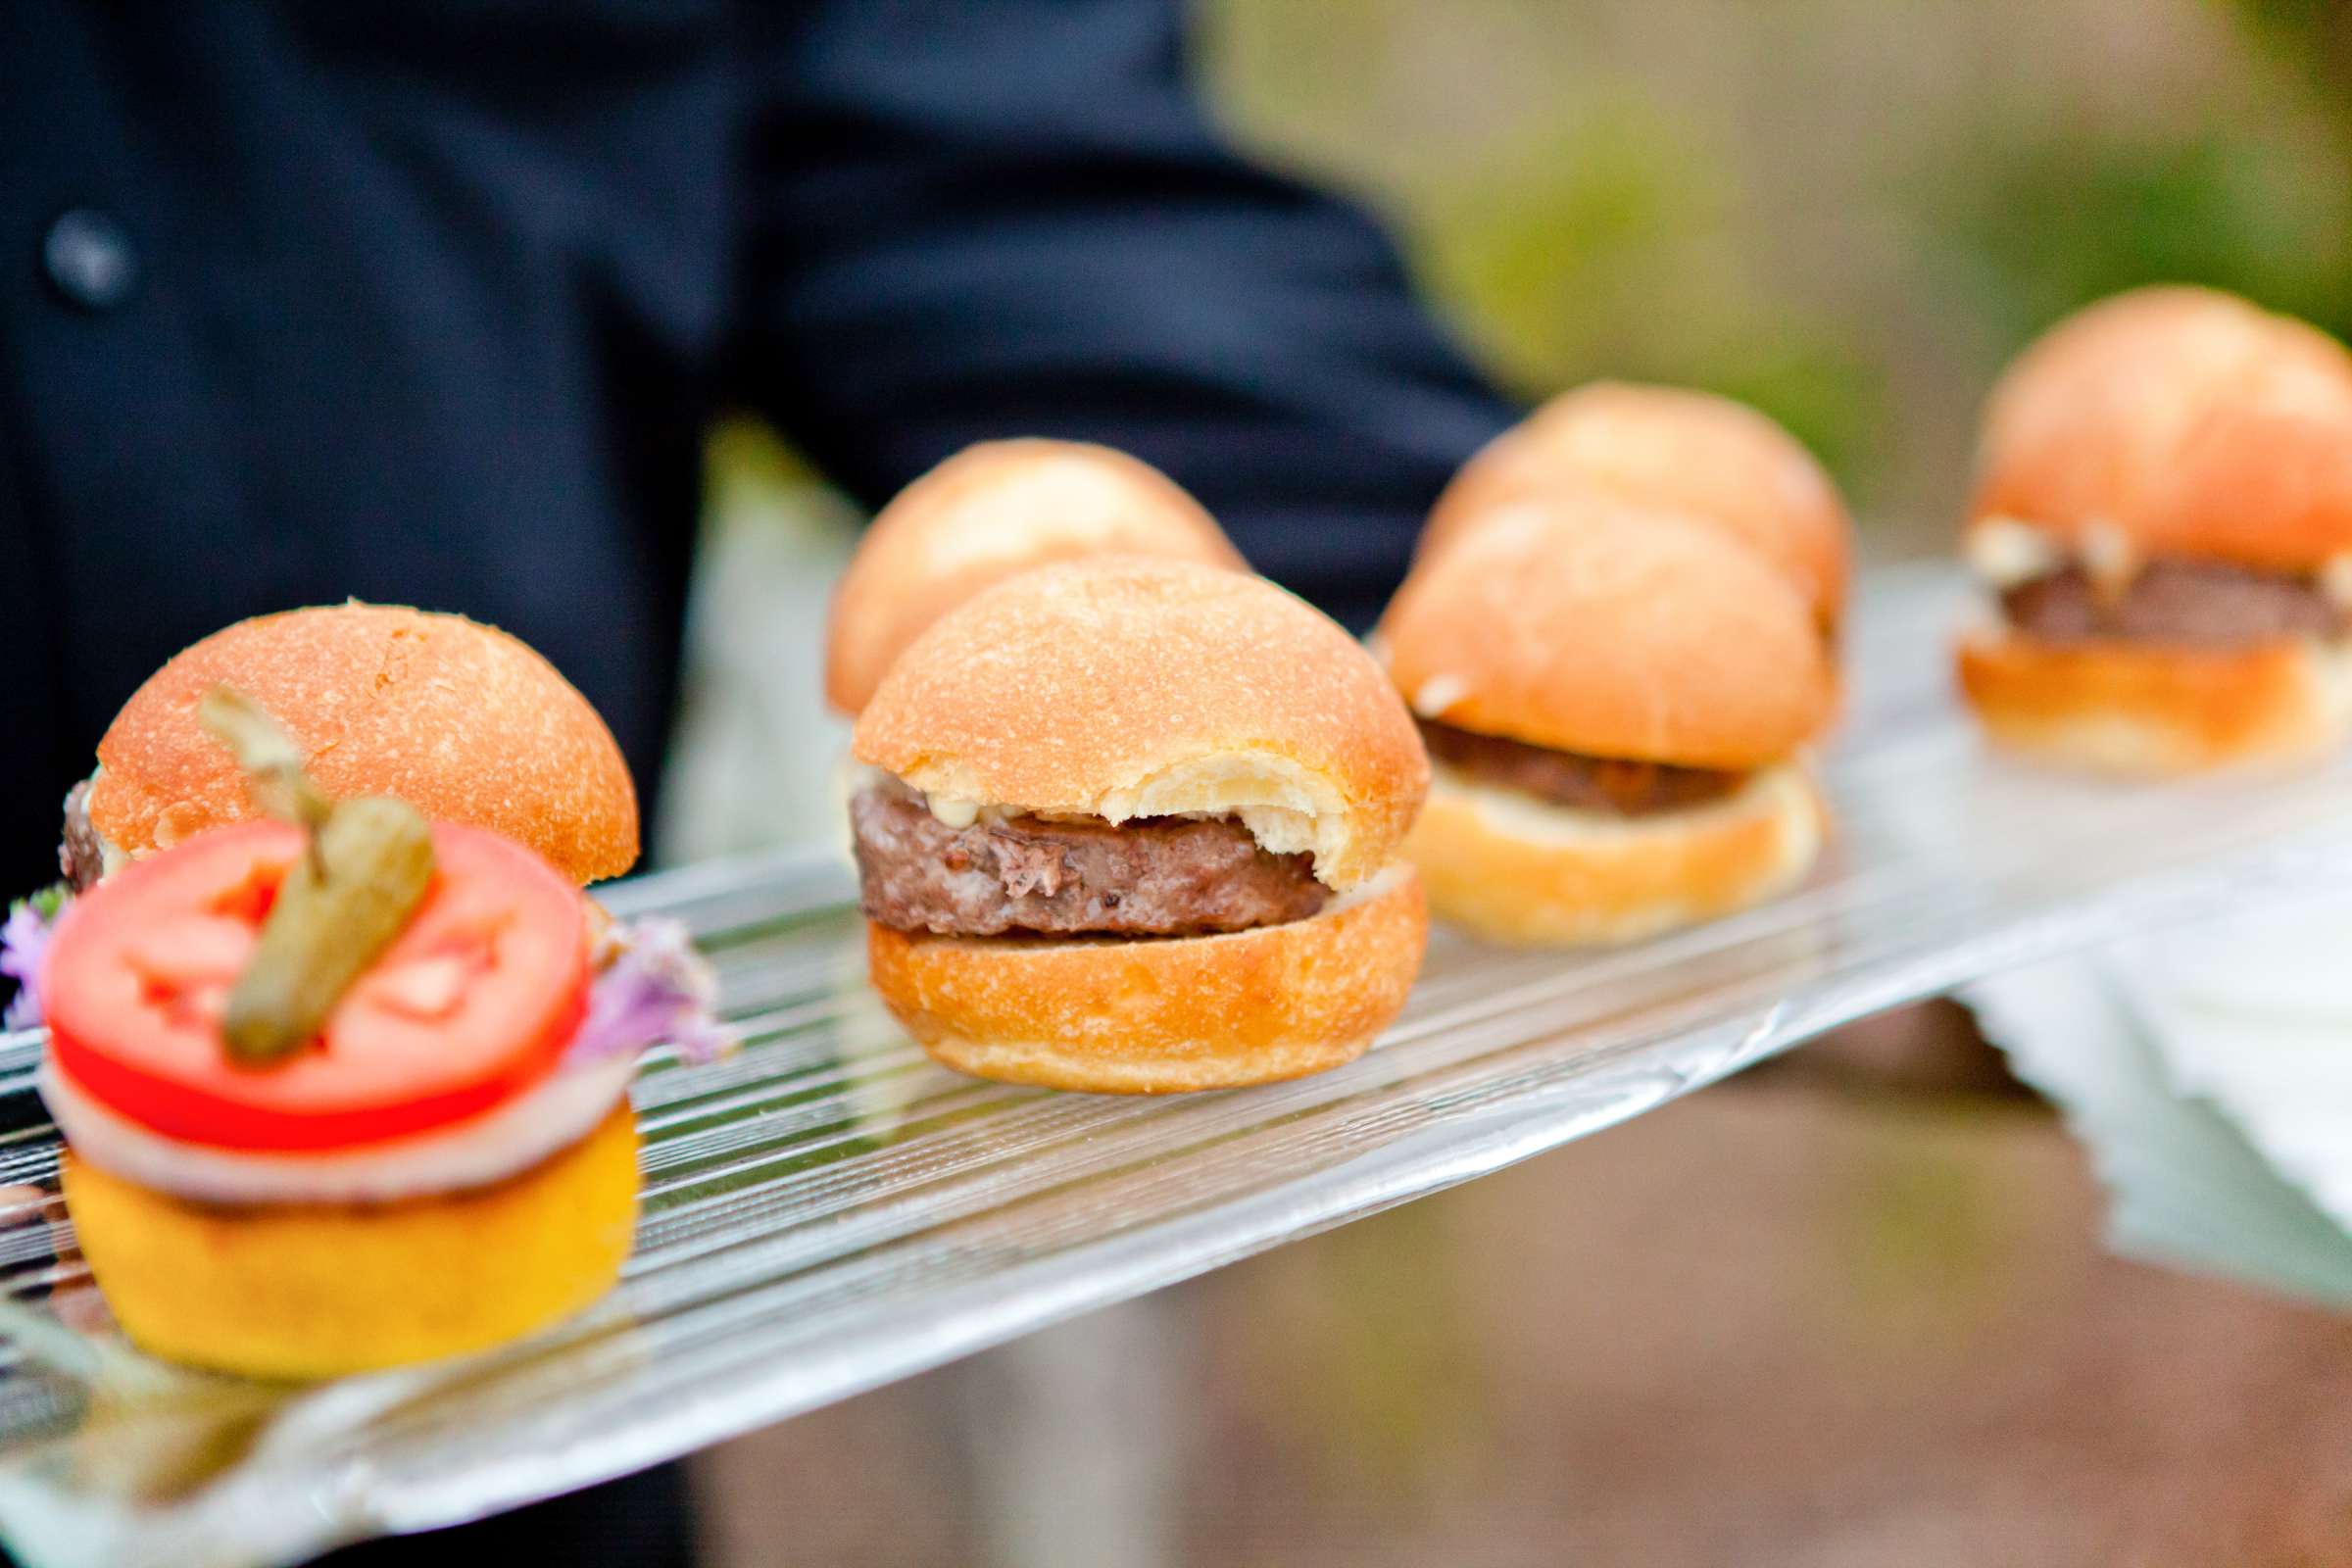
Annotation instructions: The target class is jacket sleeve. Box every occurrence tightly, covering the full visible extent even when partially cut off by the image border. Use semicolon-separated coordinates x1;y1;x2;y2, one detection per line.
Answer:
729;0;1520;629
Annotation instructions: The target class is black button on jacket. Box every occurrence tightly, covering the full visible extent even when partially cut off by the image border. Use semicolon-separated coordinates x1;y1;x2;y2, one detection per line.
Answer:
0;0;1516;895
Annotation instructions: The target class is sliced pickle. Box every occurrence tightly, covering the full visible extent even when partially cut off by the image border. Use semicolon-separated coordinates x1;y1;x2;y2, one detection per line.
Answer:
220;797;435;1065
196;686;440;1066
197;687;333;835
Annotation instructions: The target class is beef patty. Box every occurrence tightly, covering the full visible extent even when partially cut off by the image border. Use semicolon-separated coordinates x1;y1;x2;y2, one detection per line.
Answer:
2001;561;2344;649
851;786;1328;939
1416;720;1746;815
60;778;103;894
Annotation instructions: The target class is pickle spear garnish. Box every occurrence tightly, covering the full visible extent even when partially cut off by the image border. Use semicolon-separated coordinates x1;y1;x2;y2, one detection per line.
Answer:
197;687;437;1067
195;688;333;839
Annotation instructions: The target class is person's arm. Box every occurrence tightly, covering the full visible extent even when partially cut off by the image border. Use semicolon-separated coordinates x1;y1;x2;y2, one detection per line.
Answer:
729;0;1519;629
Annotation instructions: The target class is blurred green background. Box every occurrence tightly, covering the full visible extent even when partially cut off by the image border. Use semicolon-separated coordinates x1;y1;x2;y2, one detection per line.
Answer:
1203;0;2352;532
665;0;2352;860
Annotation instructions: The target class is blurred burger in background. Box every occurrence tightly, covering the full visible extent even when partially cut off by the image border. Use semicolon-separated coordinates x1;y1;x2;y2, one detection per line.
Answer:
1959;285;2352;774
1420;381;1851;642
822;439;1247;715
1382;491;1834;946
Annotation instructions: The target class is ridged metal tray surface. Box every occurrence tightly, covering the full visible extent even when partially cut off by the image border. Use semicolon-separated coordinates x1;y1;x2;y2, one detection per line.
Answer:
3;563;2352;1567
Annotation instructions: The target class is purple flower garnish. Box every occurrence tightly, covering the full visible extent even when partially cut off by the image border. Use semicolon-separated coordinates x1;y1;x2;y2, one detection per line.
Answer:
567;917;735;1068
1;897;61;1033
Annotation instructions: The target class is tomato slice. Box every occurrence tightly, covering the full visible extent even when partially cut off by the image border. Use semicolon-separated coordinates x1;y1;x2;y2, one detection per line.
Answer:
44;820;589;1152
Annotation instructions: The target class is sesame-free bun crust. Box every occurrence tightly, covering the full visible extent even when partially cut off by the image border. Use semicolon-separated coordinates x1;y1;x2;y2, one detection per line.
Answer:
1381;496;1832;768
854;558;1428;888
825;440;1246;714
1970;285;2352;556
1423;382;1851;633
63;1107;638;1379
1404;765;1823;947
1955;629;2348;774
88;604;638;884
2136;373;2352;570
866;864;1426;1093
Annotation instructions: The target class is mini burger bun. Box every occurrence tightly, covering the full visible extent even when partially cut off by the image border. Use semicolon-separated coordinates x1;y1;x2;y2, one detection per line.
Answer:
2136;367;2352;571
88;604;638;884
1970;285;2352;552
1971;286;2288;536
825;440;1247;714
1381;494;1833;769
1422;382;1850;635
866;863;1426;1093
1956;630;2349;775
1404;765;1823;947
854;557;1428;889
62;1107;638;1379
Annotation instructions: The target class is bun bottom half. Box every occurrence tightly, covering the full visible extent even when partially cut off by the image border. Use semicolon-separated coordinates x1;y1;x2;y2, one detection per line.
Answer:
63;1107;638;1380
1956;630;2348;775
866;863;1427;1094
1403;763;1824;947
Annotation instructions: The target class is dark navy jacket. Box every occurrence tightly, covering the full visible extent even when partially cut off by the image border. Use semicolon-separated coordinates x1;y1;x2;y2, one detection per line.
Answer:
0;0;1515;896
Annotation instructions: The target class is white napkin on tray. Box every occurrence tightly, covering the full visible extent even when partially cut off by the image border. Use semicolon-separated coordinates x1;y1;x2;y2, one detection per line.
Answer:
1966;890;2352;1306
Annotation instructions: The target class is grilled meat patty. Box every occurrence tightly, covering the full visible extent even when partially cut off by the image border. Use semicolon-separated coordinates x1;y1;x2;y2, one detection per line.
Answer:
59;778;103;894
851;785;1328;938
1415;720;1746;816
2001;561;2344;649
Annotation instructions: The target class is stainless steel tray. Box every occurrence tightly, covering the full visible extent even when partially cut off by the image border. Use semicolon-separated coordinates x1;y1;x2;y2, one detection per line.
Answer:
4;562;2352;1567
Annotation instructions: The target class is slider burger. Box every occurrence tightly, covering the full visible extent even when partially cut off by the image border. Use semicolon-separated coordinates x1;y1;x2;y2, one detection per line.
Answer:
24;694;722;1379
60;602;639;892
824;439;1247;715
1420;381;1851;639
848;557;1428;1093
1960;285;2352;772
1380;492;1833;946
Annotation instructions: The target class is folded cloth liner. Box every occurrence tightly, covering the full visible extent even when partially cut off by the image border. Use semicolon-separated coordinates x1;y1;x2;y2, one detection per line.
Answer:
1968;890;2352;1308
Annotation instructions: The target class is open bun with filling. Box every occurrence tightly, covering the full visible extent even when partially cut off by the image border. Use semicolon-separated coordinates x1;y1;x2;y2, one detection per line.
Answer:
850;556;1429;1092
824;439;1247;715
1381;492;1832;945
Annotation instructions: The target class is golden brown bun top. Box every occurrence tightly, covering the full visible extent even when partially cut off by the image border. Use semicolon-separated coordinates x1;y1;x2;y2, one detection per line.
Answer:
90;604;639;883
1423;381;1851;634
2136;352;2352;568
1969;284;2352;562
853;558;1427;888
824;439;1247;714
1380;491;1833;768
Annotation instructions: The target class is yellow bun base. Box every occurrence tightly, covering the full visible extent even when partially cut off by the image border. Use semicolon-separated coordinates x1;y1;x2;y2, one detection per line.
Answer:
1956;630;2348;775
63;1106;639;1380
1404;764;1824;947
866;864;1428;1094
